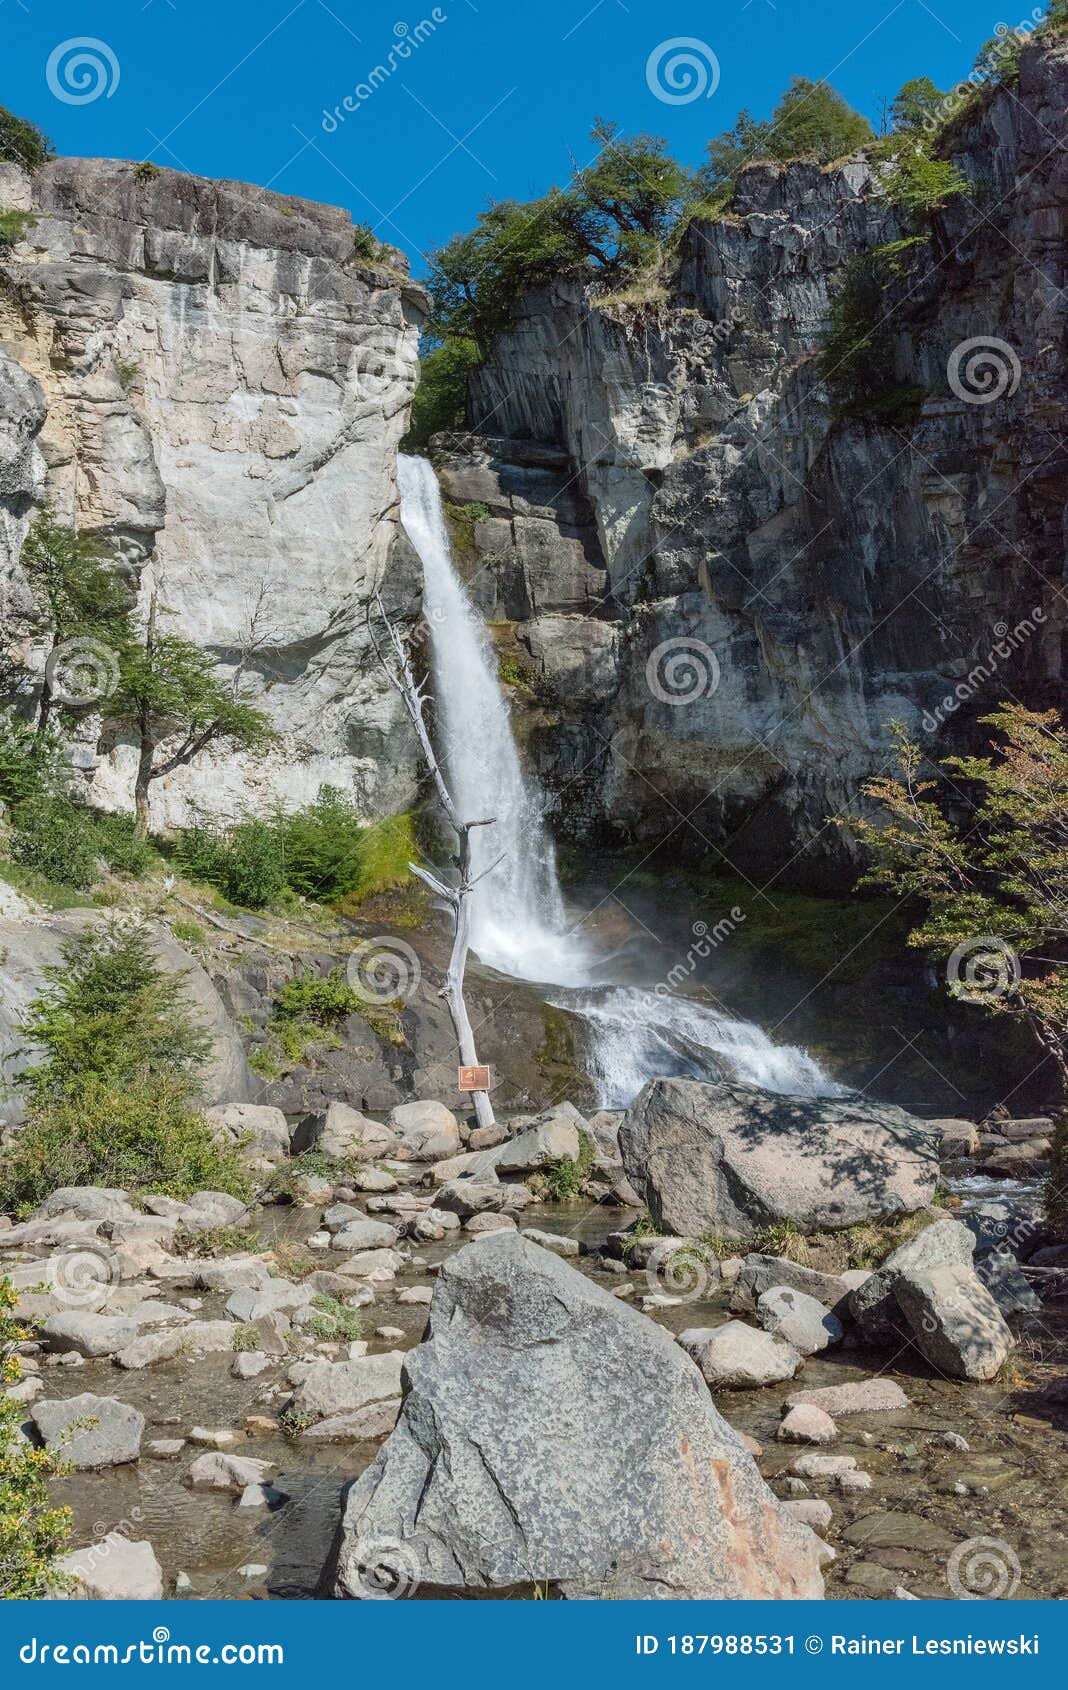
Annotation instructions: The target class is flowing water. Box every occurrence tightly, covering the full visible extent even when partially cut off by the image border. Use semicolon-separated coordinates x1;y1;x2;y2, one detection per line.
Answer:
398;454;839;1109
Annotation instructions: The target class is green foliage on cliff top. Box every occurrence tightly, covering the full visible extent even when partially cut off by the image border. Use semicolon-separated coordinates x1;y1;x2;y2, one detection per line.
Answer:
702;77;873;190
0;105;54;171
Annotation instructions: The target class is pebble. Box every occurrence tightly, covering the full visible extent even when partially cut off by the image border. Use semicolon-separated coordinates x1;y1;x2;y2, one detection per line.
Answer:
189;1427;236;1448
776;1404;838;1446
146;1439;186;1459
238;1483;289;1510
175;1572;192;1594
232;1352;272;1379
375;1326;405;1341
782;1498;833;1533
837;1468;874;1493
237;1564;269;1580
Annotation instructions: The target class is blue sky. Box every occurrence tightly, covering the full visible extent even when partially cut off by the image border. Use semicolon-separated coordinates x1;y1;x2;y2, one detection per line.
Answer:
4;0;1005;272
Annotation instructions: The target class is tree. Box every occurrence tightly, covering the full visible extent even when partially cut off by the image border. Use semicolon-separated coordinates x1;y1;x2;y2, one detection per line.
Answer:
403;338;481;449
369;592;498;1129
889;76;946;132
0;105;54;171
108;594;278;839
847;706;1068;1088
0;1279;72;1598
703;77;873;190
425;122;693;350
14;508;133;736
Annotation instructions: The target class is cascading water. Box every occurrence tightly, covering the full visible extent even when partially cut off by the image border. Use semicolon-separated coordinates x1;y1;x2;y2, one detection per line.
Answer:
398;453;841;1108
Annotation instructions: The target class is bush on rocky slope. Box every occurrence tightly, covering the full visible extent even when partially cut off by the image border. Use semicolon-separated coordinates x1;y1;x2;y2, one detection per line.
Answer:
0;1278;72;1597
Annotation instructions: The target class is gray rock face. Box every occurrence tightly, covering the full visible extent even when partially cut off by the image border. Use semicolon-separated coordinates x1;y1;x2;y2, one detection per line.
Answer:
324;1234;824;1599
32;1393;145;1469
620;1077;939;1238
442;42;1068;900
205;1103;290;1163
0;155;428;828
756;1287;843;1356
494;1106;583;1173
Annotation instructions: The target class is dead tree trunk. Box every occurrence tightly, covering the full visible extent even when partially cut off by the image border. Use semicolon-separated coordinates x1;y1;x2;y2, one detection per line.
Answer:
370;592;499;1129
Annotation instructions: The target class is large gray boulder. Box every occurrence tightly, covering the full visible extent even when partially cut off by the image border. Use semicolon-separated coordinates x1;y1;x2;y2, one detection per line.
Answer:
849;1218;976;1345
388;1101;461;1162
53;1537;164;1600
31;1393;144;1469
619;1078;938;1238
679;1321;803;1388
893;1263;1015;1381
323;1234;824;1600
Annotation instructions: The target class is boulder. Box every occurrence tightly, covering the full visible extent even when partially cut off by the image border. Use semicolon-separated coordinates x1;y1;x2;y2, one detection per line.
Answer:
977;1250;1042;1317
849;1218;976;1345
730;1255;851;1314
783;1379;909;1417
328;1216;399;1252
756;1287;843;1355
294;1101;398;1161
205;1103;290;1164
493;1104;584;1174
620;1078;938;1238
54;1537;164;1600
434;1181;507;1219
323;1235;824;1600
288;1352;405;1423
892;1262;1015;1381
388;1101;461;1162
40;1312;138;1358
776;1405;838;1445
679;1321;803;1388
521;1228;580;1257
31;1393;144;1469
931;1118;979;1159
187;1452;273;1492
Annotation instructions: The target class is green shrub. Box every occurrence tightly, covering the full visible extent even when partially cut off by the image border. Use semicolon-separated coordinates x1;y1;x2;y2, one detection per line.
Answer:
86;809;155;877
273;786;364;901
275;969;361;1023
8;797;99;889
0;105;54;171
703;77;872;191
302;1295;362;1341
0;1279;72;1597
171;918;205;945
175;817;288;908
0;1074;250;1217
18;921;212;1107
0;714;65;807
531;1129;595;1201
0;208;35;249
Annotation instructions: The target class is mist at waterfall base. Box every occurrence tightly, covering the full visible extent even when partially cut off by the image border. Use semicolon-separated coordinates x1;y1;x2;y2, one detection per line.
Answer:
398;455;840;1110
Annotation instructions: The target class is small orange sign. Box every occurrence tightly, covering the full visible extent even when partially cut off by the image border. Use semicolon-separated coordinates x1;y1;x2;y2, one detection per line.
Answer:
458;1064;491;1093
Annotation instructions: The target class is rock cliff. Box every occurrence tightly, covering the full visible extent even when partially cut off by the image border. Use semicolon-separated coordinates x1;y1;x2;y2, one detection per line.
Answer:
438;39;1068;885
0;157;429;826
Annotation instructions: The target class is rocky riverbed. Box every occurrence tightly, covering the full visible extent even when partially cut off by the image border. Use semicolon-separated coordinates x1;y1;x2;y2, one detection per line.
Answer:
3;1090;1066;1602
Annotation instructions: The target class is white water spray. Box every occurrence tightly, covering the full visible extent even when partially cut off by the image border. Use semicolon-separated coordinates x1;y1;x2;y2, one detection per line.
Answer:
398;454;841;1108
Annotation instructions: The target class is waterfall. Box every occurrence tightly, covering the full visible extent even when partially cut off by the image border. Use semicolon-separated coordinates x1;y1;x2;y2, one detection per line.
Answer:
397;454;592;986
398;454;842;1108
